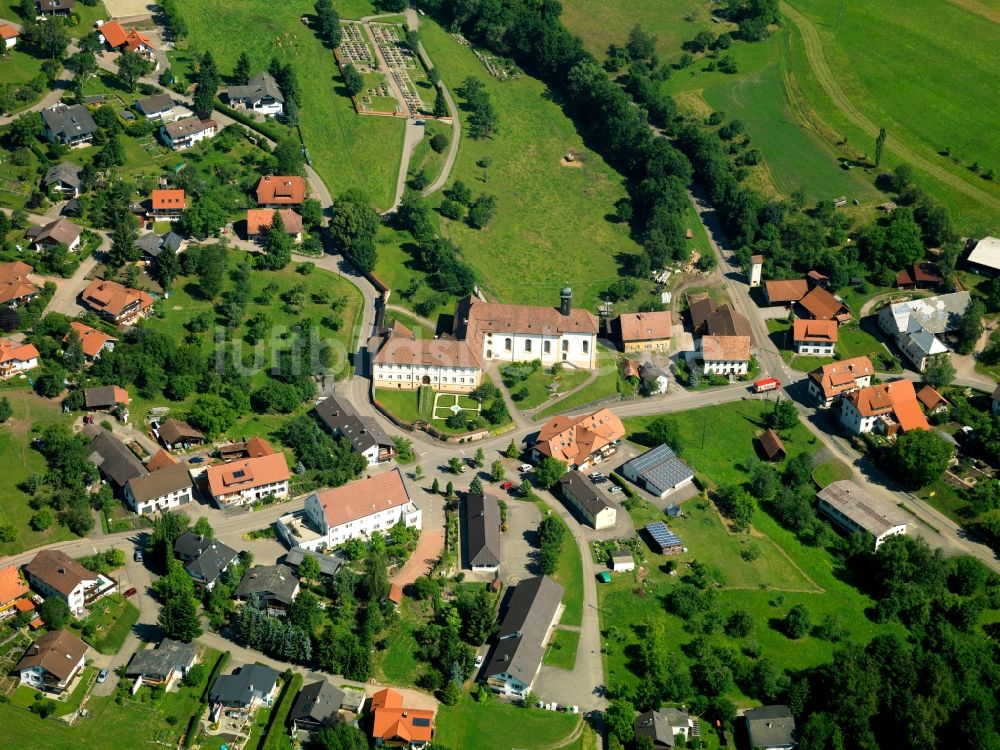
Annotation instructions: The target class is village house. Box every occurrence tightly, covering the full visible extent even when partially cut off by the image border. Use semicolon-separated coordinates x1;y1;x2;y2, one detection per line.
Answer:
37;0;75;14
135;93;175;119
218;436;276;461
124;463;194;516
764;279;809;307
66;321;116;363
839;380;930;437
0;338;40;379
24;549;114;616
161;117;217;150
282;548;342;579
0;565;30;621
896;262;944;290
792;318;838;355
226;72;285;116
81;279;154;325
370;688;435;749
137;230;183;264
83;385;130;414
97;20;156;63
618;310;672;353
150;189;185;220
42;162;82;197
639;362;670;395
807;356;874;407
234;564;300;617
0;261;40;308
147;448;179;472
314;396;395;466
464;492;501;572
611;550;635;572
17;630;88;694
758;428;787;462
817;480;908;550
41;104;96;147
26;217;82;252
484;575;564;698
797;285;851;324
289;680;348;734
744;705;798;750
294;468;421;550
205;451;290;508
621;444;695;498
878;291;971;371
209;664;279;712
174;532;239;590
533;408;625;471
371;331;482;393
967;236;1000;276
633;707;695;750
124;638;198;687
916;384;949;415
559;470;617;530
246;208;303;244
644;521;684;555
699;334;751;376
453;288;599;369
83;425;148;490
156;417;205;451
0;24;17;48
255;175;307;207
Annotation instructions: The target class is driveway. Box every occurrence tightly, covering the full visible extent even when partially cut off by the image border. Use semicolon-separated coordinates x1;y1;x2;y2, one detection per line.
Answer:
501;499;541;585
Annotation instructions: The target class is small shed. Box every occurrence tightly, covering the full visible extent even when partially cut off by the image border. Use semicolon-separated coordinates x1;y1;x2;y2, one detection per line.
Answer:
610;551;636;572
643;521;684;556
758;428;787;462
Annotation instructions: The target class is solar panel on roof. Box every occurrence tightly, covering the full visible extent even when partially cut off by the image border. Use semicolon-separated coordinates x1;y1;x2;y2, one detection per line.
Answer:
412;718;431;727
644;521;683;548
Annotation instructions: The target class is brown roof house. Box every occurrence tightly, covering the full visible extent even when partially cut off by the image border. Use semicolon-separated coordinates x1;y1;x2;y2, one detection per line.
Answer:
0;261;40;307
559;470;617;529
896;262;944;290
24;549;114;616
17;630;88;693
83;385;130;413
698;334;751;377
688;294;717;333
371;334;482;394
156;418;205;451
807;356;874;407
797;285;851;324
916;384;949;414
533;408;625;471
792;318;838;356
160;117;217;150
26;217;82;252
124;463;194;516
618;311;672;353
764;279;809;306
81;279;154;325
255;175;307;207
246;208;303;244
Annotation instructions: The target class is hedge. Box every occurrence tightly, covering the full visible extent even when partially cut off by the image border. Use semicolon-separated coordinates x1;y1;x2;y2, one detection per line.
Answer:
260;673;303;750
212;99;288;143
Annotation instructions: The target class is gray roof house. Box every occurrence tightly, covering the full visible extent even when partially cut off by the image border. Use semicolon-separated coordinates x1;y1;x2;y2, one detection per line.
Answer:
559;470;617;530
137;232;164;258
464;492;501;572
84;425;148;488
43;162;82;196
226;72;284;115
744;705;797;750
288;680;345;732
620;444;695;498
877;291;971;371
41;104;97;146
174;532;238;590
135;93;174;118
125;638;198;685
209;664;279;709
124;463;194;516
234;564;300;614
634;707;692;749
283;547;342;578
161;231;183;252
314;396;394;466
484;575;564;698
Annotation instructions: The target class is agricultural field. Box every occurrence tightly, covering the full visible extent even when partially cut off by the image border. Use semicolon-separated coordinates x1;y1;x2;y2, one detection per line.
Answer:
418;20;652;312
0;390;76;556
169;0;404;209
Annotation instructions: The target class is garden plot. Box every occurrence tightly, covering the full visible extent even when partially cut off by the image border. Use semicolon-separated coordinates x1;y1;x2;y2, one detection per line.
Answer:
431;393;481;422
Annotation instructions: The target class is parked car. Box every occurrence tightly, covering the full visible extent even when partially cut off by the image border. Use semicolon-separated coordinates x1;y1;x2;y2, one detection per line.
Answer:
97;669;108;684
475;654;484;667
500;481;513;491
188;456;205;464
593;476;608;484
567;705;579;714
518;464;532;473
608;485;623;494
133;550;143;562
123;587;137;598
588;472;602;479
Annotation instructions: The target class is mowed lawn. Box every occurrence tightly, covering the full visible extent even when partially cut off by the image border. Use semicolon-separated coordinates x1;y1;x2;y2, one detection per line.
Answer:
0;389;75;556
436;693;580;750
170;0;404;209
419;20;647;311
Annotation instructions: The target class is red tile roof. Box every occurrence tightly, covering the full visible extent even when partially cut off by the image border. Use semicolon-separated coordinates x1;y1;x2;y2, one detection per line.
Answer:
81;279;154;320
371;688;434;744
66;321;117;358
246;208;303;236
845;380;929;432
793;318;838;344
619;311;672;342
535;408;625;466
0;565;29;606
255;176;307;205
206;452;289;500
312;469;411;529
798;286;849;321
765;279;809;304
0;262;38;305
701;335;751;362
151;189;185;211
916;384;948;412
808;356;874;401
0;338;39;368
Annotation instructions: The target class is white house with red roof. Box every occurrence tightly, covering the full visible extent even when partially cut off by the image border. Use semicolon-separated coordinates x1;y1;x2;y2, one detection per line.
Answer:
300;468;421;550
0;338;40;379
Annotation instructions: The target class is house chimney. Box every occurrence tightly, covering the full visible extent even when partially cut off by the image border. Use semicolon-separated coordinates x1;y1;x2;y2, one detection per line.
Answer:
560;287;572;316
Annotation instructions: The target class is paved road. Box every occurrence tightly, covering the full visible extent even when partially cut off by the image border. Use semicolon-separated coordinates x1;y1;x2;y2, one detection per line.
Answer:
0;26;76;126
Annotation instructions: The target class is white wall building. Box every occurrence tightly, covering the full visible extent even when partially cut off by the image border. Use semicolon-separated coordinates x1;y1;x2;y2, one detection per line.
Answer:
124;464;194;516
371;336;482;393
205;453;290;508
748;254;763;288
300;468;421;550
161;117;217;150
817;480;908;550
699;335;751;376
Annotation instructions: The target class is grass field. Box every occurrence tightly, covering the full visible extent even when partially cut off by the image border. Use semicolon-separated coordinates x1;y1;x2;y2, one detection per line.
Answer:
0;390;76;556
508;367;590;411
812;458;853;489
419;20;651;311
372;226;457;323
374;384;510;434
384;308;436;339
436;693;580;750
543;628;581;671
535;347;619;420
170;0;404;209
70;595;139;655
550;515;584;627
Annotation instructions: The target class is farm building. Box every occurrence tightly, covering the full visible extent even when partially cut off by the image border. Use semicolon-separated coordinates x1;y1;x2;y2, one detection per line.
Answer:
559;471;617;530
816;480;908;549
620;445;695;498
643;522;683;555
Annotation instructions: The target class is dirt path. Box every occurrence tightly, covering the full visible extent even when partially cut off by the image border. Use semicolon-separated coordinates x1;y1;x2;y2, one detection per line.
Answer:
781;2;1000;213
390;529;444;587
946;0;1000;24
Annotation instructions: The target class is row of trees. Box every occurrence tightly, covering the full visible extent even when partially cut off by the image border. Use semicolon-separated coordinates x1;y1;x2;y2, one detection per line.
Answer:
456;77;498;140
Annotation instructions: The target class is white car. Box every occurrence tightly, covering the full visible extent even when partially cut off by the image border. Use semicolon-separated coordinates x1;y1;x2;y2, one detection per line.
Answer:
475;654;484;668
567;705;579;714
608;485;623;494
518;464;532;473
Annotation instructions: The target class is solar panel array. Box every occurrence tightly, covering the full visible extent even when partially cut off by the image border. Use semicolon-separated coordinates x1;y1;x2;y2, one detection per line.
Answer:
625;444;695;494
645;521;682;551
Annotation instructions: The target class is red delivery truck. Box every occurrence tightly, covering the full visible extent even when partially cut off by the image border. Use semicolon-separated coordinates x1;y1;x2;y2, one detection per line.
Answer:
753;377;781;393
